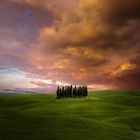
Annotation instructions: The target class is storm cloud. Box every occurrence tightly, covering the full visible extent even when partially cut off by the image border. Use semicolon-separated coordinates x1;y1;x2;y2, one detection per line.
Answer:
0;0;140;91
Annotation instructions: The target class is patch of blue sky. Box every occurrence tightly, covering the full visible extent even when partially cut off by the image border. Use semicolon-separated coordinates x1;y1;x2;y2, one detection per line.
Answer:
0;65;38;89
0;65;25;75
16;11;38;33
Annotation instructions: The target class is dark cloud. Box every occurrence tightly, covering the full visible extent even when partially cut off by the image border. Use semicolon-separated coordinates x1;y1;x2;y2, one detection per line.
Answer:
0;0;140;90
105;0;140;24
113;70;140;89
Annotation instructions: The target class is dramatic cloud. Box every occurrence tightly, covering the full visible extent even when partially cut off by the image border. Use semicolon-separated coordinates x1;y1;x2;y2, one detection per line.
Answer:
0;0;140;92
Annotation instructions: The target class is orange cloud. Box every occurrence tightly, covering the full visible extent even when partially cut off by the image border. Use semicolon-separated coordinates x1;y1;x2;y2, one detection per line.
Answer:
111;64;136;76
1;0;140;91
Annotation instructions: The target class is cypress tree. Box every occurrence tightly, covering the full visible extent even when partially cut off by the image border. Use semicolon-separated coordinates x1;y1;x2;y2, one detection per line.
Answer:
85;86;88;97
67;86;69;97
70;85;72;97
62;86;65;98
75;86;77;97
77;87;80;97
80;86;82;97
56;86;59;98
56;85;88;99
65;86;67;98
81;86;84;97
83;85;85;97
59;88;62;98
64;86;66;98
74;85;76;97
73;86;75;97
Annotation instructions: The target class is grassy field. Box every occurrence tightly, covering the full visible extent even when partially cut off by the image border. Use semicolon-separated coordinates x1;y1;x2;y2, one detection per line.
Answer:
0;90;140;140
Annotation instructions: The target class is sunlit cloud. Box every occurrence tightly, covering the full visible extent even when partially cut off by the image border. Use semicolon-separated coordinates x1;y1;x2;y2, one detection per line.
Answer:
0;0;140;92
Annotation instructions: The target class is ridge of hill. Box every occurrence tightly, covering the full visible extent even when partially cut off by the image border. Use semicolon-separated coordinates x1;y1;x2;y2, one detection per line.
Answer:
0;90;140;140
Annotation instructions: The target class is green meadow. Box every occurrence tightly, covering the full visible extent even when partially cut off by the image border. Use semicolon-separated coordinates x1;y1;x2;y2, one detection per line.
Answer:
0;90;140;140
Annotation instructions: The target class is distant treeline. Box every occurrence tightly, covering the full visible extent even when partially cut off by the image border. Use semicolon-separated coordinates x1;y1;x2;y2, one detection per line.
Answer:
56;85;88;98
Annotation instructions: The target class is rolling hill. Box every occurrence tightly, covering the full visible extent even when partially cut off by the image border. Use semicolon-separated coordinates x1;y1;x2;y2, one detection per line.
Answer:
0;90;140;140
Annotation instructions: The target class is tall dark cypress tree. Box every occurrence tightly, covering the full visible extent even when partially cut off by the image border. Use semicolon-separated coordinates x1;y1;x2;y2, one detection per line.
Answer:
62;86;65;98
75;87;77;97
83;86;86;97
56;86;60;98
85;86;88;97
66;86;68;97
78;86;80;97
59;88;62;98
74;85;76;97
80;86;82;97
64;86;66;98
56;85;88;99
70;85;72;97
82;85;84;97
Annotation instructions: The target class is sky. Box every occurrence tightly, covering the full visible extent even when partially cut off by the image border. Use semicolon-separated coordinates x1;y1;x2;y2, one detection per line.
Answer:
0;0;140;92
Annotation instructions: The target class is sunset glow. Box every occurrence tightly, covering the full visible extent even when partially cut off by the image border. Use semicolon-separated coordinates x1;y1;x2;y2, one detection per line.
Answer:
0;0;140;93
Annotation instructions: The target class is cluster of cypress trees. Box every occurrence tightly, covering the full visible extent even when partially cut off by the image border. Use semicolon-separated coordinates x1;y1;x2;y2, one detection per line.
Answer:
56;85;88;98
